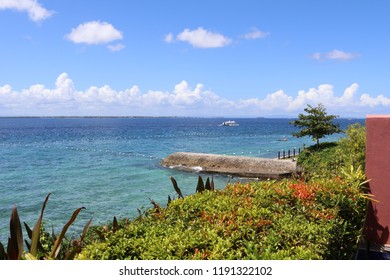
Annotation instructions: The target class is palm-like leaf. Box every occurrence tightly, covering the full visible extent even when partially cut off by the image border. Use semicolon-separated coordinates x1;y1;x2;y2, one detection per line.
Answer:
30;193;51;257
49;207;85;259
0;242;6;260
170;176;184;198
196;176;205;193
7;206;23;260
65;217;93;260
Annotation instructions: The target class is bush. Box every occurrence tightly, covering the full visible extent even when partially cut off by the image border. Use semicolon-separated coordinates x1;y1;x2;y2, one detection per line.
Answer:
297;142;340;180
77;177;368;260
336;123;366;171
297;123;366;180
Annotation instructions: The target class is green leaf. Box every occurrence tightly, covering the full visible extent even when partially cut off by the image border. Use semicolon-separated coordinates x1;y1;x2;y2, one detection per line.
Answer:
24;222;33;252
149;198;161;211
30;193;51;257
51;225;57;242
205;177;215;191
205;177;211;191
80;218;93;243
65;218;93;260
0;242;6;260
196;176;205;193
24;222;33;239
290;103;341;145
7;206;23;260
24;239;31;252
49;207;85;259
113;216;118;233
170;176;184;199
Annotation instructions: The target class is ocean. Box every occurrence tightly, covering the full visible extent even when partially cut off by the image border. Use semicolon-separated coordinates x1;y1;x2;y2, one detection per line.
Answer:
0;117;364;243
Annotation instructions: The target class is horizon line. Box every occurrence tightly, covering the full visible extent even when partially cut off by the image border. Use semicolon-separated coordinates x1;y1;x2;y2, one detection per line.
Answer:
0;115;366;119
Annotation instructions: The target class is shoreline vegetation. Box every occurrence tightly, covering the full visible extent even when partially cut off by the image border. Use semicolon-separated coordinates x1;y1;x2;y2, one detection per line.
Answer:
0;107;369;260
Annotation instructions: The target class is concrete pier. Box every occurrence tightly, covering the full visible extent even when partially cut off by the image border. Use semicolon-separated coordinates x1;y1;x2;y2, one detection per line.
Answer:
160;152;297;179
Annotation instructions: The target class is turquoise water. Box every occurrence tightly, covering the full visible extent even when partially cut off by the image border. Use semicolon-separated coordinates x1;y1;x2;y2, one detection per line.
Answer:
0;117;364;243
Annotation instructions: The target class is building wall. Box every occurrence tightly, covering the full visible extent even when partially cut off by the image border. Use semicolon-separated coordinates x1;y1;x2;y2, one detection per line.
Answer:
365;115;390;249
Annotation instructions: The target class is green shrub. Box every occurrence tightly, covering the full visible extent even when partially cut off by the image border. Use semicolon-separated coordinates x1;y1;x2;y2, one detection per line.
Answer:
336;123;366;171
297;142;340;180
77;177;368;260
297;122;366;180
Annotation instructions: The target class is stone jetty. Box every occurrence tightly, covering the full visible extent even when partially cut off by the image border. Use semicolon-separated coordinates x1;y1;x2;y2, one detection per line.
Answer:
160;152;298;179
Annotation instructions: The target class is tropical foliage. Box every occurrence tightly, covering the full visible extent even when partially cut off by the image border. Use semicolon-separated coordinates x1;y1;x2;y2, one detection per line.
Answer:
0;193;91;260
298;123;366;180
77;176;367;260
336;123;366;171
290;103;342;145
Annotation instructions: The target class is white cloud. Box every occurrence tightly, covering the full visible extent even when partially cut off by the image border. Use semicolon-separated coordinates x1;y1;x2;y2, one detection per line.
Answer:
107;44;125;52
0;73;389;117
360;94;390;107
310;52;322;60
243;28;270;40
0;84;12;95
66;21;123;45
0;0;53;22
338;83;359;105
311;49;360;61
326;50;359;61
18;73;74;102
164;33;174;43
176;27;232;48
167;27;269;47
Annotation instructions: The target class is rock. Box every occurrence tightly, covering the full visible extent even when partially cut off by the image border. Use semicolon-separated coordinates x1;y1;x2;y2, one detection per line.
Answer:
160;152;297;179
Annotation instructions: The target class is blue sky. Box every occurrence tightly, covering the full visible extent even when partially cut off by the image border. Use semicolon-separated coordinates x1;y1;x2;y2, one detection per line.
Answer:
0;0;389;117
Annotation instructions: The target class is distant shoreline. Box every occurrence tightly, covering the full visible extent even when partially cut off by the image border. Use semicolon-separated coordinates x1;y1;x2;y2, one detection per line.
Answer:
0;116;364;120
0;116;183;119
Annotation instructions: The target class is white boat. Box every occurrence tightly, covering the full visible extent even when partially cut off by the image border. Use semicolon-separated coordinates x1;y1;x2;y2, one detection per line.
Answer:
219;120;239;126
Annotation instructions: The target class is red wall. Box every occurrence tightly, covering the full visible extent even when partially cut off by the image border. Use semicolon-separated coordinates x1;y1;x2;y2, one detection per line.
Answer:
365;115;390;247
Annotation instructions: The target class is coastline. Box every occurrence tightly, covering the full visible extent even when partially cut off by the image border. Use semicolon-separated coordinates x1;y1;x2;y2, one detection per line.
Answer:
0;118;362;244
161;152;298;180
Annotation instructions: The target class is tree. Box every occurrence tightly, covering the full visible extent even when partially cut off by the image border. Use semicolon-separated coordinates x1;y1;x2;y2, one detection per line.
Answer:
290;103;342;145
